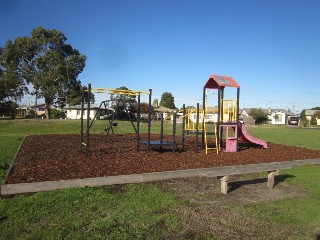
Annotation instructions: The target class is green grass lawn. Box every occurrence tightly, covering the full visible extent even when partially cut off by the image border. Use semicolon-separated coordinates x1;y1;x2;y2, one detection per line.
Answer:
1;120;320;239
246;125;320;149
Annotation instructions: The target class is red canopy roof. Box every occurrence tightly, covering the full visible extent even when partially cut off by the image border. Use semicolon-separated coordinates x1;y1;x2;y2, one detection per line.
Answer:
204;74;240;89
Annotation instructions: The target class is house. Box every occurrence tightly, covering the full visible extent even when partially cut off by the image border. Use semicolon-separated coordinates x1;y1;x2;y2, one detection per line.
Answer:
268;108;288;125
154;106;177;120
241;108;291;125
305;110;320;125
65;104;113;120
16;105;29;117
16;103;54;118
184;106;218;124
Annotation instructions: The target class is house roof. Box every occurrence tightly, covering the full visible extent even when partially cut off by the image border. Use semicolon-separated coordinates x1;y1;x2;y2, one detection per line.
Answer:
154;106;177;113
242;108;269;115
204;74;240;89
206;106;218;113
270;108;288;113
16;104;58;110
64;104;101;110
241;108;289;115
305;110;320;116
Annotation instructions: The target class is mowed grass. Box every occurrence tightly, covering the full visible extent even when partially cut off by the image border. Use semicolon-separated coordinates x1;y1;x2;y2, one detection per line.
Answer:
1;120;320;239
0;185;185;239
246;125;320;149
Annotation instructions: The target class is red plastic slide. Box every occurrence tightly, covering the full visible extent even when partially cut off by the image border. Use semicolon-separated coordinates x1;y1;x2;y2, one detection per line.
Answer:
238;124;268;149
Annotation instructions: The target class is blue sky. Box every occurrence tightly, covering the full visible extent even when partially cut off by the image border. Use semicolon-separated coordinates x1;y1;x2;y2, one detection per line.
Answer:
1;0;319;112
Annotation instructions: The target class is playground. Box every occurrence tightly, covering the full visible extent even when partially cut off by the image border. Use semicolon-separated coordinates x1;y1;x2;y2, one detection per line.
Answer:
2;74;320;194
5;133;320;184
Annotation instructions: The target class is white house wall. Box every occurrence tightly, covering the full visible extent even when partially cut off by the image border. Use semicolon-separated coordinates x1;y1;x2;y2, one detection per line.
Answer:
189;113;218;123
269;112;286;124
66;109;98;119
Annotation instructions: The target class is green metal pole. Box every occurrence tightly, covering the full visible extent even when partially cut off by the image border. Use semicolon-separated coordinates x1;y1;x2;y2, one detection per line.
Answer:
80;86;85;152
147;89;152;153
86;83;91;155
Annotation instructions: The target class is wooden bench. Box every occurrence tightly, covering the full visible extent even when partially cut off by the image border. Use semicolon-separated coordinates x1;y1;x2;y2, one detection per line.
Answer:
218;170;279;194
208;159;320;194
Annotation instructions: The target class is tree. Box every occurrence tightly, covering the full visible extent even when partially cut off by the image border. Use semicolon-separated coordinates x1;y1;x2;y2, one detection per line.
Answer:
152;99;158;107
130;102;151;114
3;27;86;119
59;84;95;108
110;86;137;119
299;109;307;126
249;108;269;125
311;111;320;125
160;92;175;109
0;41;29;119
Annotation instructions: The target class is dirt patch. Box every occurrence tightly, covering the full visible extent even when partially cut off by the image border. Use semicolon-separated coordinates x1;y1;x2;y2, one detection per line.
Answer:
154;175;308;239
154;174;309;205
5;134;320;184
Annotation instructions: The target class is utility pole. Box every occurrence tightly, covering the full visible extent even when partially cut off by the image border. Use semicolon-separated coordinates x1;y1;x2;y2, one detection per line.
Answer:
34;91;37;119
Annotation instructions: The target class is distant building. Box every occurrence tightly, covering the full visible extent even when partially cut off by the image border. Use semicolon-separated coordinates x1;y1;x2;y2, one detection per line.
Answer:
64;104;114;120
16;103;55;117
305;109;320;125
240;108;298;125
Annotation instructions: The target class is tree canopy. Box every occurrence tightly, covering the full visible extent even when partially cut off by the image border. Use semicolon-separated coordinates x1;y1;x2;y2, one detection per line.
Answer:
0;41;28;118
110;86;137;119
249;108;269;125
311;111;320;125
160;92;175;109
0;27;87;119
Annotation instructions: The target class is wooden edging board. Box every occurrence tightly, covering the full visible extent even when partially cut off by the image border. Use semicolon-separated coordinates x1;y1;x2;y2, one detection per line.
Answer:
1;158;320;195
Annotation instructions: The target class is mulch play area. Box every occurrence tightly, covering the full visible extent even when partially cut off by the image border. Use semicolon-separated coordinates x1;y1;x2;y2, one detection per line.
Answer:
5;134;320;184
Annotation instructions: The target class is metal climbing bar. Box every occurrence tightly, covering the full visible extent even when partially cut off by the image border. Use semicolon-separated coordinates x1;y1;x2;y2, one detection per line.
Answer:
80;83;151;155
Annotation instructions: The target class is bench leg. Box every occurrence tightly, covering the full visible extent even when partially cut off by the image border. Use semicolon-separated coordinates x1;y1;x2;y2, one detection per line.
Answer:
220;175;229;194
267;170;277;189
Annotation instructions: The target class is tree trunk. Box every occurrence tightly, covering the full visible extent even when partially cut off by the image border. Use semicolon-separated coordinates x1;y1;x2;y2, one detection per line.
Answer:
10;103;16;119
45;101;51;119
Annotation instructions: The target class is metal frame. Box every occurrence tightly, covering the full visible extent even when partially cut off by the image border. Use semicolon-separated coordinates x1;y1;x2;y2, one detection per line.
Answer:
80;83;151;155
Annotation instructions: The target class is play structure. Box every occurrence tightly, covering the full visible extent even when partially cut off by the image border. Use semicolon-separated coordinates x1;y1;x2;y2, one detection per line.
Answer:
80;74;267;155
182;74;268;153
80;84;178;155
202;74;267;152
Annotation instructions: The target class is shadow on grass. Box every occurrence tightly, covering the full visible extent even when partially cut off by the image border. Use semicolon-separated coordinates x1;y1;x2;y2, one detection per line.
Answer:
228;174;296;193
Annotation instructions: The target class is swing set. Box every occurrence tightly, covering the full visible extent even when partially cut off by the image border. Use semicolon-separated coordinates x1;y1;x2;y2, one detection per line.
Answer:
80;83;178;155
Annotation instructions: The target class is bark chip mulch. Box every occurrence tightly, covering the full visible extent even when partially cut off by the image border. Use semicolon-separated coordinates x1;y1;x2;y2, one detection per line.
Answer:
5;134;320;184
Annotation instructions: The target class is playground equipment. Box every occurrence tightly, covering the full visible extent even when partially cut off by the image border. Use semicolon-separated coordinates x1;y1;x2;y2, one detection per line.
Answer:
80;84;178;155
80;83;149;155
90;100;116;137
181;74;268;153
80;74;267;155
200;74;268;153
184;108;204;132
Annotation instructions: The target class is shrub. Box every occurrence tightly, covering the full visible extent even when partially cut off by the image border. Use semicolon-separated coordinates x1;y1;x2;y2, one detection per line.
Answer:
249;108;269;125
50;109;66;119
